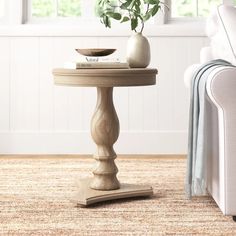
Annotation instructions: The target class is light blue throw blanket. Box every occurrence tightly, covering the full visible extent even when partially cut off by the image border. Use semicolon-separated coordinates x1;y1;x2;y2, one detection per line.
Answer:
186;59;233;198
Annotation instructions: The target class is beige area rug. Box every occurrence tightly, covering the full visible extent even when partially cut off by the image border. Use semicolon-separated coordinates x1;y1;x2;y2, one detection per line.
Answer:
0;156;235;236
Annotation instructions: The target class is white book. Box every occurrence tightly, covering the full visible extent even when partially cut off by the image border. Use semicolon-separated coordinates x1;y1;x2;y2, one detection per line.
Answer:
85;57;120;62
64;61;129;69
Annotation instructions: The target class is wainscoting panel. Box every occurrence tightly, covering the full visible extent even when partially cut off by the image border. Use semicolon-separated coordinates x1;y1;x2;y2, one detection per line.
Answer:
150;37;175;131
10;37;40;131
39;37;54;131
0;38;10;132
0;35;208;154
143;85;158;131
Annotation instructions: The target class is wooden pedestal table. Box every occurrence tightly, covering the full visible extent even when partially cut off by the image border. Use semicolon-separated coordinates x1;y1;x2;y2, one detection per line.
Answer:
53;68;157;206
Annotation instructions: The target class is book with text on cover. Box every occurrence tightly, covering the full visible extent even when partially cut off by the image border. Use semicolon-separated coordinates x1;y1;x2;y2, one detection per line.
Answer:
64;61;129;69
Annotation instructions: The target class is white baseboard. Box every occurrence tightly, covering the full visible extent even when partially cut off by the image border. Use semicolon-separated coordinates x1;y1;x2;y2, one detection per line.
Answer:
0;131;187;154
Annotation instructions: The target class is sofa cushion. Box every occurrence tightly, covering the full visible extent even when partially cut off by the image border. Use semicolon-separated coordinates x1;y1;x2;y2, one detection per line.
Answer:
206;5;236;65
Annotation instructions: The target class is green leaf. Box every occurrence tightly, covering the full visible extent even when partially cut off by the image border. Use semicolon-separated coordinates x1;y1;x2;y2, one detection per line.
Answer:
145;0;159;4
120;0;133;9
97;0;107;8
103;15;111;28
105;12;122;20
121;16;130;23
143;12;152;21
134;2;141;13
150;5;160;16
131;17;138;31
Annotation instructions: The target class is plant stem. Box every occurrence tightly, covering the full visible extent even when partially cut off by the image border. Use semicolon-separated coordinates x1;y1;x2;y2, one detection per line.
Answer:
140;3;149;33
140;21;144;33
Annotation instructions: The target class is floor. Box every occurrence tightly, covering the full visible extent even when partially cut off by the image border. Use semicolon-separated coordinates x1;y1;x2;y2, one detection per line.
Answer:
0;155;235;235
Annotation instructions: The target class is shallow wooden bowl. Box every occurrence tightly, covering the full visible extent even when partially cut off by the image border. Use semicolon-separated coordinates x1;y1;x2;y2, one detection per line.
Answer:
75;48;116;57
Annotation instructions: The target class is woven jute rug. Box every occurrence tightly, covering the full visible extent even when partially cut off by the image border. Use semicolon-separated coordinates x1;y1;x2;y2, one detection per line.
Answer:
0;156;235;235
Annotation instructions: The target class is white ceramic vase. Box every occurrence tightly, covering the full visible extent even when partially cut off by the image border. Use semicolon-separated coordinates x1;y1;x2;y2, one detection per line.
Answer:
126;32;150;68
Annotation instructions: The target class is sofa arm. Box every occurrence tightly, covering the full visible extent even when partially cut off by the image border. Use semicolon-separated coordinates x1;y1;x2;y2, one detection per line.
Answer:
208;67;236;105
184;47;214;88
184;64;201;88
206;66;236;215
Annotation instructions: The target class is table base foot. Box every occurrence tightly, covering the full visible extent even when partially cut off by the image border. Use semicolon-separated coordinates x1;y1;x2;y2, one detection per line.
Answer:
74;178;153;206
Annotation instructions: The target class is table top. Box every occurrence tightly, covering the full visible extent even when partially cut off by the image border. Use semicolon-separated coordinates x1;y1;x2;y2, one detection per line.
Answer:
53;68;157;87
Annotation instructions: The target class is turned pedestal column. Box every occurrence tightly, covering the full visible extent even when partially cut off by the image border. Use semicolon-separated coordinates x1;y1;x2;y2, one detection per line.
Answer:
53;68;157;206
90;87;120;190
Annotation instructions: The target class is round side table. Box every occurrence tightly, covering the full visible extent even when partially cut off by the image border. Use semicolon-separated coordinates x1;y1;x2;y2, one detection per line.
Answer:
53;68;157;206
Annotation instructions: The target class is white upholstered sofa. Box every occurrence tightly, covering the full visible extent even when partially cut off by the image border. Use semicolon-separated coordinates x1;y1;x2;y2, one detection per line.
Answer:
184;4;236;220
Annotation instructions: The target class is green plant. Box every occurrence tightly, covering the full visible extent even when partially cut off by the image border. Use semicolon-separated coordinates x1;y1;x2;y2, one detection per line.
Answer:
96;0;167;33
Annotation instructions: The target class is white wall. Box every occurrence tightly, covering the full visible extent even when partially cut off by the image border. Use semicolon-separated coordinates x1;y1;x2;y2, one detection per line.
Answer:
0;35;208;154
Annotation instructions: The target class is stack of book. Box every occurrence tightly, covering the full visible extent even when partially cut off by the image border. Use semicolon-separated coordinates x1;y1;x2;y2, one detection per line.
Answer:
64;57;129;69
